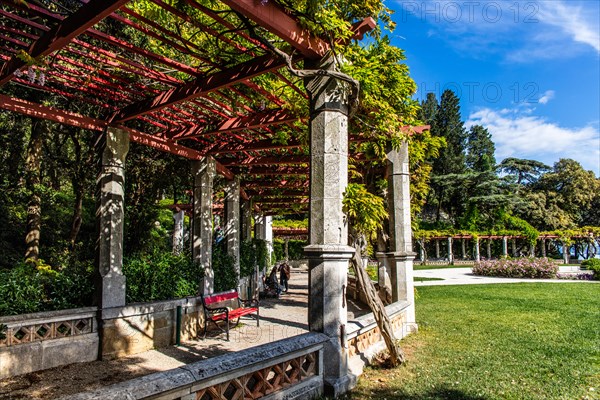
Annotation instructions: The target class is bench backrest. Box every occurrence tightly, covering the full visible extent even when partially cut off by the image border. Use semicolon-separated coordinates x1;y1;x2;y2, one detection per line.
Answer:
203;290;239;307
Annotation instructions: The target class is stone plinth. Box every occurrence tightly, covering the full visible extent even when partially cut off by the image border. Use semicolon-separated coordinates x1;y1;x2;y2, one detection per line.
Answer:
305;245;355;396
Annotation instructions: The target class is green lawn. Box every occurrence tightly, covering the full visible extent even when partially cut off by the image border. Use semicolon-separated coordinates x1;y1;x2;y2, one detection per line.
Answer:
414;277;444;282
348;283;600;400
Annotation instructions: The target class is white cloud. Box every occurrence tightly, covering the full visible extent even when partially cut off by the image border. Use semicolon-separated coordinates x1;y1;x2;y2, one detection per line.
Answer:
538;1;600;53
398;0;600;61
467;108;600;176
538;90;555;105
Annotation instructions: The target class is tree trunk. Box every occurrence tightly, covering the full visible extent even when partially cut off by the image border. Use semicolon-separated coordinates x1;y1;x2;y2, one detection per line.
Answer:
24;119;45;262
349;240;405;366
67;134;85;247
68;188;83;247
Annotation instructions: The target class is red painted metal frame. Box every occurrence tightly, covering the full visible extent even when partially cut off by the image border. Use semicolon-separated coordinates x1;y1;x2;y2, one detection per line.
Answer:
172;109;298;140
0;0;130;85
0;94;240;180
112;54;284;122
220;0;328;60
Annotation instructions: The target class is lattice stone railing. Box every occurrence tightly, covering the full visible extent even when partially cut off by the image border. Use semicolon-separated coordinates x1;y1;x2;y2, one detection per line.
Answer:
0;307;97;348
347;301;413;359
67;332;328;400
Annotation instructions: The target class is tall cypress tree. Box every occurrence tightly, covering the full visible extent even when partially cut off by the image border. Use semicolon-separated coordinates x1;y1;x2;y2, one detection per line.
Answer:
432;89;467;176
418;92;438;125
428;89;467;223
466;124;496;172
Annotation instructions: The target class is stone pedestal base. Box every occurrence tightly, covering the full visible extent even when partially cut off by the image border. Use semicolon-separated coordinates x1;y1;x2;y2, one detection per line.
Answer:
386;251;416;324
324;373;357;398
305;244;355;395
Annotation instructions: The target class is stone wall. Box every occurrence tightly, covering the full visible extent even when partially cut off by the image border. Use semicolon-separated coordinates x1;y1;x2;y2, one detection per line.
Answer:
65;332;328;400
0;307;98;378
100;296;205;359
346;301;416;376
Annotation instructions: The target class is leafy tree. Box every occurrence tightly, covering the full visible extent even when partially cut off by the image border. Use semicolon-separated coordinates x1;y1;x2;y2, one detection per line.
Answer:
497;157;551;186
531;159;600;229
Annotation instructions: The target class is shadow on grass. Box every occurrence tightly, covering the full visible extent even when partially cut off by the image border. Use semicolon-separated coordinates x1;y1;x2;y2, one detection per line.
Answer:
343;384;488;400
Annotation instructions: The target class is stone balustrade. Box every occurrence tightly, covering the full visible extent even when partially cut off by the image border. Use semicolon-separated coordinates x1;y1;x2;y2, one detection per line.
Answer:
0;307;98;378
65;332;329;400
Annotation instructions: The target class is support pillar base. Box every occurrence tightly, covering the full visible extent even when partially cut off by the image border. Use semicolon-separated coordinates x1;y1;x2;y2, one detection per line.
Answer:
324;373;357;398
386;251;416;324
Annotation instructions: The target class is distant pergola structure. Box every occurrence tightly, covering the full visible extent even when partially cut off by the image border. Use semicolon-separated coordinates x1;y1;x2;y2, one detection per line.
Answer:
416;233;600;265
0;1;422;395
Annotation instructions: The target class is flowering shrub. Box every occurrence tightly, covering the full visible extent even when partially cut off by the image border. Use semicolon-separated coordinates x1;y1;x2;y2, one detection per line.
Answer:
581;258;600;280
472;257;558;279
556;272;595;280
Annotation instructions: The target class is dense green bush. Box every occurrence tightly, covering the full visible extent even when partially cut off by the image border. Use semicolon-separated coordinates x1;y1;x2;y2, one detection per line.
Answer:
472;257;558;279
240;239;270;278
0;260;94;316
581;258;600;280
123;251;200;303
273;239;307;261
212;244;237;292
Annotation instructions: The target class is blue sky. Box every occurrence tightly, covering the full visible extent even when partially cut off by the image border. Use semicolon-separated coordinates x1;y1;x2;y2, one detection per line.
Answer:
389;0;600;176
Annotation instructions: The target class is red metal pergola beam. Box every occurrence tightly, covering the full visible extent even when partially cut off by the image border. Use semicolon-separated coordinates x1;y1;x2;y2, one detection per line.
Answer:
0;0;130;86
209;138;304;155
172;108;298;140
112;54;284;122
218;155;309;167
234;166;308;176
220;0;328;60
0;94;239;180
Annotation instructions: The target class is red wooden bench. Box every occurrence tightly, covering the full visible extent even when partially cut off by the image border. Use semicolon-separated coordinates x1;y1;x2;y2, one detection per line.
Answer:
201;289;259;341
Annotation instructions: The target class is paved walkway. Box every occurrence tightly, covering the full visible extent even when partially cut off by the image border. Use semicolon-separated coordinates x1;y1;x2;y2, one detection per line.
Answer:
414;266;598;286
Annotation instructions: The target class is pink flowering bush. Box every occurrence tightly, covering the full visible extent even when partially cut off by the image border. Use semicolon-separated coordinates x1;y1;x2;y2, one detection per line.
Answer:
472;257;558;279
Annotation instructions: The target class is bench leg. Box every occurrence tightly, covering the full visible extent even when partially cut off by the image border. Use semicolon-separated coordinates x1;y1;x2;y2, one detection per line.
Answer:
226;319;230;341
256;310;260;327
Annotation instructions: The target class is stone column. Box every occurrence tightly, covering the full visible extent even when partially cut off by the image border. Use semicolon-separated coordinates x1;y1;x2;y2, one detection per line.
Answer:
224;178;240;282
240;200;252;242
95;127;129;309
303;56;355;396
385;141;416;323
486;239;492;259
562;244;569;264
474;238;481;262
461;239;466;260
172;210;185;254
264;215;273;263
192;157;215;295
419;244;425;265
502;237;508;258
447;237;454;265
254;213;264;240
512;238;517;257
541;239;546;257
435;239;440;259
529;242;535;257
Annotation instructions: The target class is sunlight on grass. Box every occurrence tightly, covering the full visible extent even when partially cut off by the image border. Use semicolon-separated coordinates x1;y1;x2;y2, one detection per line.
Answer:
347;283;600;400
